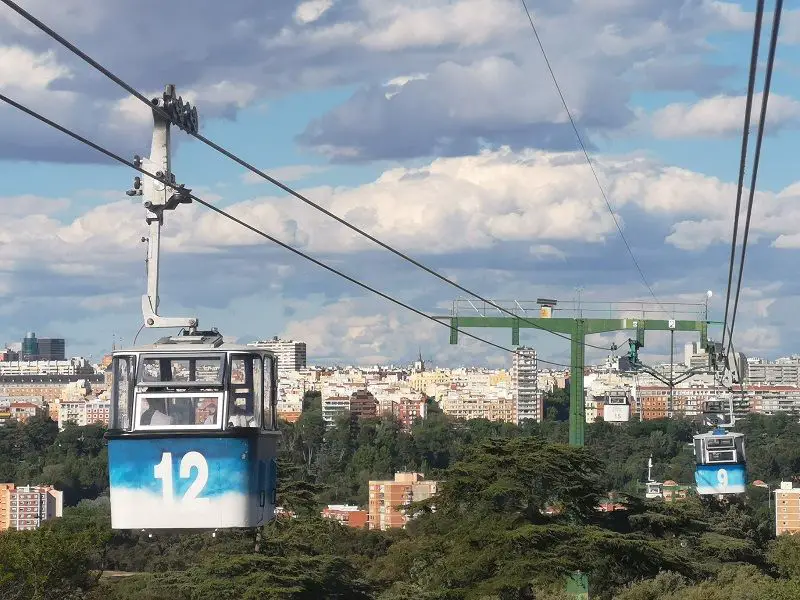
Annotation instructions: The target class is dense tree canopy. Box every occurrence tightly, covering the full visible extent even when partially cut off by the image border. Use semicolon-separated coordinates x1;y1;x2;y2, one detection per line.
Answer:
2;392;800;598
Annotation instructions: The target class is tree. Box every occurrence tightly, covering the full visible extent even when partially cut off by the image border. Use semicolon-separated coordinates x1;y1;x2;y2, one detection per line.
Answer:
0;526;101;600
543;388;569;422
434;438;604;524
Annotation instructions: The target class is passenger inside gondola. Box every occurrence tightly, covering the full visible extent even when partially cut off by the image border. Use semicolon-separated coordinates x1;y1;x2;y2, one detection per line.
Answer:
198;398;216;424
227;356;260;428
140;398;173;426
170;397;196;425
228;398;255;427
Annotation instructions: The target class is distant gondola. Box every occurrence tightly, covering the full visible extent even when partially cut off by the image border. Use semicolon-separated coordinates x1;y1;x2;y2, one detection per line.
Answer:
693;428;746;496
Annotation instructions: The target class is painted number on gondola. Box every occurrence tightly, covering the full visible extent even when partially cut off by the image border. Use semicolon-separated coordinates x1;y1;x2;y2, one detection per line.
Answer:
153;451;209;504
717;468;729;490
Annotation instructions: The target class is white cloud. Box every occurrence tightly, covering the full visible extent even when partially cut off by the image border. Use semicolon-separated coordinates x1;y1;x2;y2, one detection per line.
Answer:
0;0;767;164
25;147;794;261
384;73;429;87
707;1;755;31
281;296;503;365
778;9;800;44
664;182;800;251
219;148;800;261
295;0;754;159
0;0;108;35
183;81;259;112
649;93;800;139
359;0;524;51
0;46;71;91
107;95;154;133
736;325;781;354
297;52;632;160
0;149;798;308
294;0;335;25
383;72;428;99
529;244;566;260
79;294;128;311
109;81;260;134
0;194;70;216
0;180;790;365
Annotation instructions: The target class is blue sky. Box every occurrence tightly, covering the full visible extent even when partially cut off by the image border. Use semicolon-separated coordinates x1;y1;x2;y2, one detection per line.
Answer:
0;0;799;369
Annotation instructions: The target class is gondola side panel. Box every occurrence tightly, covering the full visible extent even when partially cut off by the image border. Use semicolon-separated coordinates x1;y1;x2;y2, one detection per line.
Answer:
694;463;747;495
251;435;279;525
108;436;258;529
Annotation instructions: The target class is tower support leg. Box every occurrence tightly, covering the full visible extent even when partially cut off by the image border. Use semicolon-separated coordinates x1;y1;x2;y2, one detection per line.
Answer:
569;320;586;446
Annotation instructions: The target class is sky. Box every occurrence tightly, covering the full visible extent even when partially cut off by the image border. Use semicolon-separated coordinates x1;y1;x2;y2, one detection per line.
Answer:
0;0;798;369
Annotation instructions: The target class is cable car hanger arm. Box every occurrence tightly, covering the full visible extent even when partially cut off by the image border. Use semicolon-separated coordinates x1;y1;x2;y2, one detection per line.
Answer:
130;85;198;331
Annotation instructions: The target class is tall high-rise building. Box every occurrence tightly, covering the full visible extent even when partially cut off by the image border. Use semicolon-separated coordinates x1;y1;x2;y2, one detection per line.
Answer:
21;332;38;360
19;333;65;361
512;346;542;424
37;338;66;361
247;337;307;376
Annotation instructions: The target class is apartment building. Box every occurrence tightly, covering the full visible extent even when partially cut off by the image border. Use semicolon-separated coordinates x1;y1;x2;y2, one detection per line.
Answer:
350;389;378;420
322;396;350;425
636;386;714;420
57;398;110;429
368;472;438;531
0;374;104;404
775;481;800;536
512;347;542;423
0;484;63;531
247;337;307;377
8;401;44;423
747;358;800;387
440;390;516;422
0;357;93;376
394;396;427;430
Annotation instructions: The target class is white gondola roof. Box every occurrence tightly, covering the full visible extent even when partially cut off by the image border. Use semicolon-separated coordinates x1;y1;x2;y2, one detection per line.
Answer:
112;331;275;356
693;429;744;440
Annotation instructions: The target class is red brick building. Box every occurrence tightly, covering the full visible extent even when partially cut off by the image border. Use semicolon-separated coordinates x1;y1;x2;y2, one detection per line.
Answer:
321;504;369;528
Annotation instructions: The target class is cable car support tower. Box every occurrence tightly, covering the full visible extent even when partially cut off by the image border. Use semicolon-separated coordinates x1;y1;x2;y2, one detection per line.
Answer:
437;299;713;447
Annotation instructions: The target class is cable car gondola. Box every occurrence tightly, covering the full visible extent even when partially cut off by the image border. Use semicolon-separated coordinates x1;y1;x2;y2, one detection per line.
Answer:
693;396;746;496
104;85;280;529
107;332;280;529
693;428;746;496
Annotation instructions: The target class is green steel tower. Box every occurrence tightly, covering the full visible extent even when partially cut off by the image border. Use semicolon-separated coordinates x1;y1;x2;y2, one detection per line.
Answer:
437;299;710;447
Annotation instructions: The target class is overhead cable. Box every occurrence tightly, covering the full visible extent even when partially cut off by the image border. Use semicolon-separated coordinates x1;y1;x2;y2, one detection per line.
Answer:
725;0;783;360
0;0;614;353
518;0;668;317
0;90;578;368
721;0;766;354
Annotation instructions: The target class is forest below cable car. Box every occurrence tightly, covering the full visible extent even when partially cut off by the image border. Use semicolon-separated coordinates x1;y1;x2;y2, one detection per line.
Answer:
2;391;800;598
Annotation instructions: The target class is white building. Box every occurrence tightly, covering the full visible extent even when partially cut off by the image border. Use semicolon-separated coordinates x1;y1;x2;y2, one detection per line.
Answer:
247;337;307;377
322;396;350;425
0;357;94;376
747;357;800;387
57;398;110;429
512;347;541;423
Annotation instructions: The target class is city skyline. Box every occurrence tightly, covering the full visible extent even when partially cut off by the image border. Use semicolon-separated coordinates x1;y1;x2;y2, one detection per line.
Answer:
0;1;798;366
